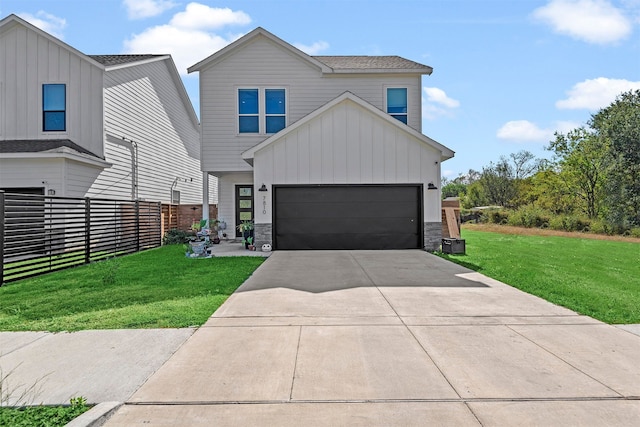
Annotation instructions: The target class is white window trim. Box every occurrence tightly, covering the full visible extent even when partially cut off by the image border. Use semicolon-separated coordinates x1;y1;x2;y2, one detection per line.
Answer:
236;86;288;135
384;85;409;124
41;81;69;136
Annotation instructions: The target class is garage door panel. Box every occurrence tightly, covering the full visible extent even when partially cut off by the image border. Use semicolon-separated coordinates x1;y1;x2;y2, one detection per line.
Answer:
276;217;418;235
277;233;420;250
276;201;419;220
274;185;422;250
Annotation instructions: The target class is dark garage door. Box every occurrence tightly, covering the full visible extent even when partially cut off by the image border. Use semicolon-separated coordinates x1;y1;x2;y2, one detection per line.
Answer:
274;185;423;250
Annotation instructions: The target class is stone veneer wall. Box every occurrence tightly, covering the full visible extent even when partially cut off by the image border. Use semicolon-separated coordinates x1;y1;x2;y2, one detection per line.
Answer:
423;222;442;252
254;223;273;248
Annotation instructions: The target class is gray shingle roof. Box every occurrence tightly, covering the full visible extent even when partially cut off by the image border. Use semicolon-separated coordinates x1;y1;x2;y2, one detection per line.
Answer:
0;139;102;158
313;55;432;73
89;54;163;66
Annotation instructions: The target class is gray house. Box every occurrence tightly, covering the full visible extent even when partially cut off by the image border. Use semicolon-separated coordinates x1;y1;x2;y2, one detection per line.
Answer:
0;14;213;204
189;27;454;250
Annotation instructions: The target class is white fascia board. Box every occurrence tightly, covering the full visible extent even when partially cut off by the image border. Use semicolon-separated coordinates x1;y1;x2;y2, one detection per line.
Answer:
188;27;332;74
0;151;112;169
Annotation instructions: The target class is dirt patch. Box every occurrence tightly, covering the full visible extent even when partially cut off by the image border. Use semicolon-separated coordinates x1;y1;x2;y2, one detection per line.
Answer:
463;223;640;244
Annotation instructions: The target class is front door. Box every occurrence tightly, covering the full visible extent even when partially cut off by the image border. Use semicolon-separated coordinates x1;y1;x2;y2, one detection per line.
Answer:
235;185;254;237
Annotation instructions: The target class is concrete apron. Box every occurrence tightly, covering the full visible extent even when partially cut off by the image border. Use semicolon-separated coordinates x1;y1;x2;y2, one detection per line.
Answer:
105;251;640;426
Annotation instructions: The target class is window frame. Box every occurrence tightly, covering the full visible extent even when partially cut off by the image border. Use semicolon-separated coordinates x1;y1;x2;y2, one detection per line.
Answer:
42;83;67;132
385;87;408;125
237;87;288;135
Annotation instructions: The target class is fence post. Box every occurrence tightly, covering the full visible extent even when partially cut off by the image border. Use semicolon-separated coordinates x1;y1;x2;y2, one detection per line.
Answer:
135;200;140;252
157;202;162;247
85;197;91;264
0;191;5;286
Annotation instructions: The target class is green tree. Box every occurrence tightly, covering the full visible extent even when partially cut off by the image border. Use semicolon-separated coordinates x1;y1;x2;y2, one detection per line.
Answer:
547;127;607;219
590;89;640;227
480;158;518;207
441;182;467;199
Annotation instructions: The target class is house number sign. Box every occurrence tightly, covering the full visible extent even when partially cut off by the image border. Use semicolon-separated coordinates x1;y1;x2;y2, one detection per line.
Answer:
263;195;267;215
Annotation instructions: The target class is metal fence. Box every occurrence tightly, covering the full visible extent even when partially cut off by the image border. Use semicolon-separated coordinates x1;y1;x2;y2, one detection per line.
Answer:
1;191;162;284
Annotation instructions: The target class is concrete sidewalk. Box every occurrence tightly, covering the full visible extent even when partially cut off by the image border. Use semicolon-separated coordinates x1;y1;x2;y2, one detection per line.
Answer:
102;250;640;426
0;329;195;406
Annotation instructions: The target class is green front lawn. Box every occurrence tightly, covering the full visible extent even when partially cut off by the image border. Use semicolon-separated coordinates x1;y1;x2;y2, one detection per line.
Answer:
438;228;640;324
0;245;265;332
0;398;89;427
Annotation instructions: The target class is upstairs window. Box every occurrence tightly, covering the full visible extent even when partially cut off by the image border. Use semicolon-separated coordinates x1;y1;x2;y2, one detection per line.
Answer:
265;89;286;133
238;89;259;133
387;87;407;124
238;88;286;134
43;84;66;132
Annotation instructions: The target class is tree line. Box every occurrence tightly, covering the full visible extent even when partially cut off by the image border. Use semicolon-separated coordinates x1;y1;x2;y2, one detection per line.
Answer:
442;89;640;236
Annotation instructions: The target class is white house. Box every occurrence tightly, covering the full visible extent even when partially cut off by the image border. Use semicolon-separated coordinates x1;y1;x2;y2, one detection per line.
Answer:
0;14;213;205
189;27;453;250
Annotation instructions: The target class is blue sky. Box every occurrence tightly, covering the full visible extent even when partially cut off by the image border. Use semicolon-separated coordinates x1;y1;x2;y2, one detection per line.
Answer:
2;0;639;179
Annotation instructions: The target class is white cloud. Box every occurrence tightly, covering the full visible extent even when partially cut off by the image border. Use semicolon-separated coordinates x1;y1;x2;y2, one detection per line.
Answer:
170;3;251;29
497;120;554;142
293;41;330;55
123;0;177;20
422;87;460;119
18;11;66;39
424;87;460;108
123;3;251;75
497;120;582;142
556;78;640;110
532;0;632;44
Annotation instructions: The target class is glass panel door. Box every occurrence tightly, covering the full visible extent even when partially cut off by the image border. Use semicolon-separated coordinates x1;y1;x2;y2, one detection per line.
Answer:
235;185;254;237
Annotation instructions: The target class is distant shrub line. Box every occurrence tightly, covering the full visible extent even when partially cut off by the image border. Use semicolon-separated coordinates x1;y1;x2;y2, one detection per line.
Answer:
469;206;640;238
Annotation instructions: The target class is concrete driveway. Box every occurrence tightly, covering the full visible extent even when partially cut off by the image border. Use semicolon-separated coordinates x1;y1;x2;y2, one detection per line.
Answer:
105;250;640;426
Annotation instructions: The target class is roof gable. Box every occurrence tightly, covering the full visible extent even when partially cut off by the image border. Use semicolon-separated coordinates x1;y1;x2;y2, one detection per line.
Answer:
188;27;331;74
242;91;454;163
0;14;105;69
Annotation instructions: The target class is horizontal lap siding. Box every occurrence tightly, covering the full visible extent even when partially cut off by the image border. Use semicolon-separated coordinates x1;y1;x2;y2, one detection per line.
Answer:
198;36;422;172
94;60;213;203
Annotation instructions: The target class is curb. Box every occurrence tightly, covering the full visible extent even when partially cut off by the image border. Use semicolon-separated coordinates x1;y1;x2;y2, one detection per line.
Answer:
65;401;122;427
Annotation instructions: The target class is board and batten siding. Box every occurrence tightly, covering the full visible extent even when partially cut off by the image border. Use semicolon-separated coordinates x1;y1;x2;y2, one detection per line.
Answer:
253;99;442;224
90;59;215;204
0;23;103;156
198;36;422;172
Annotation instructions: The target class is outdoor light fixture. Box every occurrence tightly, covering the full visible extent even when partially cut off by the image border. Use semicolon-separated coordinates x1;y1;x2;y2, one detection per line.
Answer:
259;184;268;192
47;189;56;195
427;182;437;190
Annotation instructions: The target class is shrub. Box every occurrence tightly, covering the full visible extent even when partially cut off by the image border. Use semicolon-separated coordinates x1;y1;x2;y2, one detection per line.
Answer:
486;209;509;225
549;215;591;232
163;228;193;245
630;228;640;238
507;206;550;228
589;219;611;235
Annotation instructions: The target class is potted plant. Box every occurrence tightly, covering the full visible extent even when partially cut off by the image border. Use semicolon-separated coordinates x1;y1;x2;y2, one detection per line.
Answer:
237;220;254;249
246;236;255;251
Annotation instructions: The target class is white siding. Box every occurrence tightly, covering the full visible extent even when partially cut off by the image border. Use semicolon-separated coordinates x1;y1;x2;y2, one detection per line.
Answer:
0;23;103;155
90;59;215;204
253;99;442;224
198;36;422;172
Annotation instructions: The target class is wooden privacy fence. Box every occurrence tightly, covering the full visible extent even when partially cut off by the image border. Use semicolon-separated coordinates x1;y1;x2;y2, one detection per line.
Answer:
1;191;161;284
